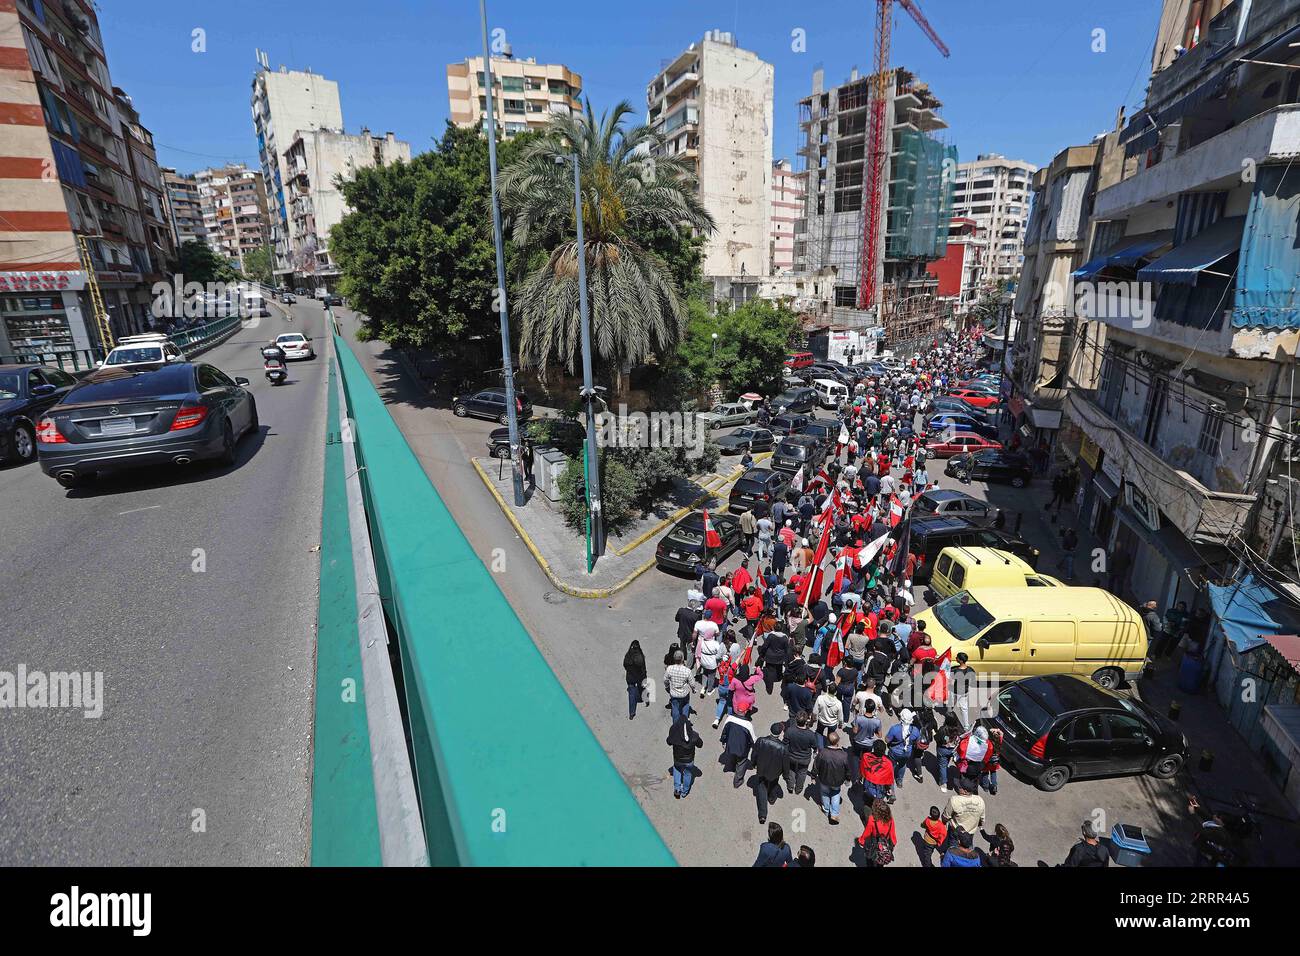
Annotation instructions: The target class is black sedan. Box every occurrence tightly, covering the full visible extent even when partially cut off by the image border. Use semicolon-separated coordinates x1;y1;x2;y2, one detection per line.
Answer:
991;674;1188;792
716;426;775;455
655;511;742;574
0;364;78;463
36;362;257;488
946;449;1034;487
769;413;811;437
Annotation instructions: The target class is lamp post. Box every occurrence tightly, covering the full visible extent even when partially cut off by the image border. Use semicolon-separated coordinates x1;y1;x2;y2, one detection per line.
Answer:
557;150;605;564
479;0;526;506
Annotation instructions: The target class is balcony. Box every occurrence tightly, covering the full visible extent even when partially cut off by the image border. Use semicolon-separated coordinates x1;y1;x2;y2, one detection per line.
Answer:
1096;104;1300;220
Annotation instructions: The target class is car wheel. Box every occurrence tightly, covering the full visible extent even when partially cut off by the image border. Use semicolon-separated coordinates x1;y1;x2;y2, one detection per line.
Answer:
1035;765;1071;792
1151;754;1183;779
218;419;237;466
492;445;510;460
12;422;36;462
1010;475;1026;488
497;412;510;426
1091;667;1124;690
453;404;469;418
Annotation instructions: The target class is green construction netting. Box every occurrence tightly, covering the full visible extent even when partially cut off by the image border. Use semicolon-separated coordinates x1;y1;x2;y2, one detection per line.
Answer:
885;130;956;261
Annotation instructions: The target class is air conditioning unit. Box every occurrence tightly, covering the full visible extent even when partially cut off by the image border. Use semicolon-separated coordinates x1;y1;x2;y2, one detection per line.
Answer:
1123;482;1160;533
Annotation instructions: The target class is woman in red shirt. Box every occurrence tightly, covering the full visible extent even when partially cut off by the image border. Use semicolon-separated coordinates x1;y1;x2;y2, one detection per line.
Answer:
855;798;897;866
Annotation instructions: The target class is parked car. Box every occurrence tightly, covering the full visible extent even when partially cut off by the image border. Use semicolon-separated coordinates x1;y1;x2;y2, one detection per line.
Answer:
926;431;1002;458
280;292;297;304
727;467;792;514
801;420;839;445
900;514;1040;582
323;294;344;307
656;511;742;574
928;547;1062;601
36;362;256;488
487;418;586;459
771;434;825;475
946;387;999;409
716;426;775;455
452;387;533;424
698;401;756;431
101;333;185;369
927;412;999;440
946;449;1034;487
769;412;812;437
912;488;993;524
273;332;315;360
989;674;1187;792
930;396;985;418
0;364;78;463
771;386;817;414
783;351;815;372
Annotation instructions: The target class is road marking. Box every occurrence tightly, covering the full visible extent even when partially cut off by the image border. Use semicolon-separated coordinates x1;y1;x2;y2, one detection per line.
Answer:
118;505;161;516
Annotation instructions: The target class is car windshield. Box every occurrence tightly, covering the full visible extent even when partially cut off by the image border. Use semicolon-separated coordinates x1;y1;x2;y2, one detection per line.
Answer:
277;335;305;344
0;372;19;399
930;592;995;642
107;347;164;364
733;479;766;494
996;684;1054;746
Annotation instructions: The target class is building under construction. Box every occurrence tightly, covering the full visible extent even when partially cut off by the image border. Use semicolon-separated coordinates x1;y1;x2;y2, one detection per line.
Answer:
794;66;956;352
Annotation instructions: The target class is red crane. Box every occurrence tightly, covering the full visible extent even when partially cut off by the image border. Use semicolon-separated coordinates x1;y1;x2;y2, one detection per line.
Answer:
856;0;950;312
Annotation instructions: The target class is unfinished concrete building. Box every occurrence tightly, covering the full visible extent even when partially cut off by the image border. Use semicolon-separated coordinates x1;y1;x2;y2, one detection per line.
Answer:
794;66;956;351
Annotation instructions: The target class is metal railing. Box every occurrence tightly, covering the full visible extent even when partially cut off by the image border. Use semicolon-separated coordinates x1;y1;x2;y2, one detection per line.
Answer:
0;314;244;372
324;331;674;866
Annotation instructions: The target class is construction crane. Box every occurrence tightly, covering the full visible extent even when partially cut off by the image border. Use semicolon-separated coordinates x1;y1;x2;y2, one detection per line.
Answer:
856;0;949;313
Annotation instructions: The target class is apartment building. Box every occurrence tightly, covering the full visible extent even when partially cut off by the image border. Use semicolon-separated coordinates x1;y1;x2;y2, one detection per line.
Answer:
251;53;343;282
647;31;774;285
446;52;582;138
795;66;956;345
162;168;207;246
1;0;168;357
193;164;270;273
926;217;990;317
282;128;410;287
950;153;1036;287
769;159;804;274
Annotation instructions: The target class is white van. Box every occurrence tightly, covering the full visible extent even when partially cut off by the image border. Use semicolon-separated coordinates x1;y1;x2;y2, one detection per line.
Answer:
812;378;849;409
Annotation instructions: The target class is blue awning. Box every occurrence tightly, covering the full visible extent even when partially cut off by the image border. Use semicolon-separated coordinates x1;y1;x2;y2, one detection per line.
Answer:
1208;574;1291;653
1138;216;1243;286
1073;231;1173;279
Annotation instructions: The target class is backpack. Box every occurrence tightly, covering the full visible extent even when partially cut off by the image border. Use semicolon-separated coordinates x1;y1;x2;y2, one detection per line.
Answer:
860;818;894;866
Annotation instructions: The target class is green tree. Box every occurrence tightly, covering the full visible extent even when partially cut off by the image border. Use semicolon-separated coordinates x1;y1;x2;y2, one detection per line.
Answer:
676;298;800;398
499;101;714;392
171;239;239;285
557;454;639;537
242;244;273;286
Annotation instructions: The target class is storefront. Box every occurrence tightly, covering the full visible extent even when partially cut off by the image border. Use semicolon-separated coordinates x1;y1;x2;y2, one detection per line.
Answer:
0;270;93;358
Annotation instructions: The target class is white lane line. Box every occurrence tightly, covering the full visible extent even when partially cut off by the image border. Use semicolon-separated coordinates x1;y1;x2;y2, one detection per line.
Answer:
118;505;162;516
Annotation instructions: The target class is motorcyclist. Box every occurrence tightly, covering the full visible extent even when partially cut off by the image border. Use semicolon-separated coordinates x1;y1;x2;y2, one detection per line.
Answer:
262;342;287;364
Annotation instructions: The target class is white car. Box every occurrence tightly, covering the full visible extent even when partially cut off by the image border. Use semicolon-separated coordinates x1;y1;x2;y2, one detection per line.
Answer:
101;333;185;368
274;332;315;360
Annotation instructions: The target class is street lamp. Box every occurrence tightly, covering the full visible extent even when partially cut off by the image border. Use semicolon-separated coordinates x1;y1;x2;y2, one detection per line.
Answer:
556;150;605;565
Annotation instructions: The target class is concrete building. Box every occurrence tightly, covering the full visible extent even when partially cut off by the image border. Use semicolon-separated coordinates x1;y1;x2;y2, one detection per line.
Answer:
1;0;170;357
282;127;410;288
950;154;1036;287
927;217;990;318
250;53;343;282
193;164;270;273
162;168;207;247
446;53;582;138
647;31;774;285
113;88;175;313
769;158;803;274
795;66;956;347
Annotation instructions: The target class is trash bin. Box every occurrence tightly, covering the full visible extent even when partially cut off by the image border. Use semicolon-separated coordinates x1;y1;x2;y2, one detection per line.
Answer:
1177;652;1206;694
1109;823;1151;866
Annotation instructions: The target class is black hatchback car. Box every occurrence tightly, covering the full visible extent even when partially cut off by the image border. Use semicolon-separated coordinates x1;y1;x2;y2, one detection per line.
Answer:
946;449;1034;488
488;418;585;458
902;514;1040;583
0;364;78;463
769;413;811;437
453;387;533;425
991;674;1188;792
656;511;742;574
771;387;817;414
728;468;792;514
37;362;256;488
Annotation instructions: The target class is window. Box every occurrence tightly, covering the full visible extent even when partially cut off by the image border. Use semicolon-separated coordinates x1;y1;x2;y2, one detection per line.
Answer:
1068;714;1105;742
1197;409;1224;457
981;621;1021;645
1142;375;1168;445
834;286;857;307
1106;713;1149;742
500;76;524;92
949;563;966;588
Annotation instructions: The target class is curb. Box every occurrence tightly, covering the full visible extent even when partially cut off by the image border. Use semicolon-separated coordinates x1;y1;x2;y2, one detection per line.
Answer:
608;457;761;557
470;458;657;599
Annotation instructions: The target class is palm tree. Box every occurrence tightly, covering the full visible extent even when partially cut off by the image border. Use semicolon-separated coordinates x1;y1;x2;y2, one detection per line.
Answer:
499;100;713;391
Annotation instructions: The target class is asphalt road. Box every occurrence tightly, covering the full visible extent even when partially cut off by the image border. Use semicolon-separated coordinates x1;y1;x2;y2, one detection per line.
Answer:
0;305;326;865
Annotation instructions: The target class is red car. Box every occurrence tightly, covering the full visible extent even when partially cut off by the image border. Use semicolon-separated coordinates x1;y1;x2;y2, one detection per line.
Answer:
925;431;1003;457
946;387;999;409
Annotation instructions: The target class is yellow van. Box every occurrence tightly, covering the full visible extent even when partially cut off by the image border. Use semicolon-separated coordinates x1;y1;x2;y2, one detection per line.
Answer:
929;547;1063;600
915;587;1147;690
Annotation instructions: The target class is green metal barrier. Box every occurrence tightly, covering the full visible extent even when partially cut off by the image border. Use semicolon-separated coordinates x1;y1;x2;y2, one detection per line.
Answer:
330;332;674;866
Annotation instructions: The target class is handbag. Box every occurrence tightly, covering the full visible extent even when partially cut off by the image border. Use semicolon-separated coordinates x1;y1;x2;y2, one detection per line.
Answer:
642;678;656;705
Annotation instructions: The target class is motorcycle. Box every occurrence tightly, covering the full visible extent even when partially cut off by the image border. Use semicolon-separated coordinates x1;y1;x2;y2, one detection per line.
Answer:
264;360;286;386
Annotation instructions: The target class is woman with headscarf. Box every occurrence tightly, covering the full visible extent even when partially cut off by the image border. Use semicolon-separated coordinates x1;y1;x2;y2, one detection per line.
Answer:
623;640;647;721
728;663;763;719
885;708;923;797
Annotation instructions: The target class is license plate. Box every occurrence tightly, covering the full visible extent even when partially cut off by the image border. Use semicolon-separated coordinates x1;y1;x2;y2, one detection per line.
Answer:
100;417;135;436
669;551;681;559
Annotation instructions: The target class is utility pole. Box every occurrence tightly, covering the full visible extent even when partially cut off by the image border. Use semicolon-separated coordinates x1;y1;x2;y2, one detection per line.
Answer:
479;0;526;506
569;151;605;561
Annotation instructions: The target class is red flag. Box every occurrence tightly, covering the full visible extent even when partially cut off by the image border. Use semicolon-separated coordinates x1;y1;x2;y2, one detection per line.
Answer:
889;495;904;528
827;631;843;668
832;554;849;595
801;529;831;607
703;509;722;549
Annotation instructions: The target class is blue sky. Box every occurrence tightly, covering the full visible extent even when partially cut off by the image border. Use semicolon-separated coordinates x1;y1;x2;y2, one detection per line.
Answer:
100;0;1163;174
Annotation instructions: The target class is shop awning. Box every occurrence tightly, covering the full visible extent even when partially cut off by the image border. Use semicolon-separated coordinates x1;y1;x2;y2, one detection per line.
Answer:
1208;574;1287;653
1118;505;1232;574
1138;216;1243;286
1029;407;1062;430
1072;231;1173;279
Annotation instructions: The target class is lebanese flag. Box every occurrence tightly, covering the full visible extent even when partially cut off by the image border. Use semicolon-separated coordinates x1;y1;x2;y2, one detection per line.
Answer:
703;509;722;549
815;489;839;528
799;530;831;606
927;647;953;706
831;554;850;595
826;630;844;668
888;495;905;528
754;566;766;594
791;464;805;493
813;466;832;491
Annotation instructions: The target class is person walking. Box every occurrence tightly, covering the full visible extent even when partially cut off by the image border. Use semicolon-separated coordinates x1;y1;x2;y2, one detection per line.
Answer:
854;798;897;867
934;710;961;793
1061;821;1110;867
739;507;758;555
885;708;923;798
812;730;852;825
695;626;724;697
813;683;845;745
750;722;792;824
940;780;986;851
941;830;984;867
950;652;976;730
759;627;792;696
858;737;895;803
755;513;775;565
1056;526;1079;581
623;640;647;721
782;711;820;796
664;650;701;723
667;713;703;799
728;663;763;719
919;806;948;867
752;821;793;867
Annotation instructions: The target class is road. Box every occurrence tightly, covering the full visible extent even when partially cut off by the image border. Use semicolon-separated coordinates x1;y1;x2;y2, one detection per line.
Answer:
0;305;326;865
